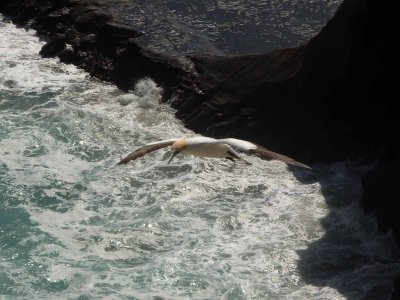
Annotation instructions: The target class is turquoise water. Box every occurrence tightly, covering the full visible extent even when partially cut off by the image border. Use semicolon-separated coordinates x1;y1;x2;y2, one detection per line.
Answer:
1;17;399;299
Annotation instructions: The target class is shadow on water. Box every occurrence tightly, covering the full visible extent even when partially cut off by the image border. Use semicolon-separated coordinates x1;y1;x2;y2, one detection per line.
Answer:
291;162;400;299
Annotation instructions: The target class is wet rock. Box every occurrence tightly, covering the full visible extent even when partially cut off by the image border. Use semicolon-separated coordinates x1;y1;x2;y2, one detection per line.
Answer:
70;32;96;50
48;7;70;18
58;46;75;64
39;37;66;57
101;21;143;40
22;0;40;8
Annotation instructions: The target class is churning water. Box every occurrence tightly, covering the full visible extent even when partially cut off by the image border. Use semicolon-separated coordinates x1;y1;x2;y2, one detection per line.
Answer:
1;17;399;299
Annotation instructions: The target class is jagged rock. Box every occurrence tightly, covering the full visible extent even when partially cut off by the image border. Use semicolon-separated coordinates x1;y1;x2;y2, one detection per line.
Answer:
101;21;143;40
47;7;70;18
39;37;66;57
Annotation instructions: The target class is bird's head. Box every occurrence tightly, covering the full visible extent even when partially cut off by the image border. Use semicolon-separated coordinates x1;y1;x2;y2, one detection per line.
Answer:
171;139;188;151
168;139;188;163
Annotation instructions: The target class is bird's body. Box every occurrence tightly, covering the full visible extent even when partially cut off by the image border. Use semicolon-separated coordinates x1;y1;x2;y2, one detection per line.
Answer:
171;137;237;159
117;136;310;169
178;142;231;158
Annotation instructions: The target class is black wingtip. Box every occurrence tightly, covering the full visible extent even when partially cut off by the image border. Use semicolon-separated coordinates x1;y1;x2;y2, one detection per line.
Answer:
297;161;312;169
289;162;312;170
116;159;128;166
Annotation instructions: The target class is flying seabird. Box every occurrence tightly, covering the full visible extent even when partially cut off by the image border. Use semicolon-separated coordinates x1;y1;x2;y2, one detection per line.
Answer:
116;136;311;169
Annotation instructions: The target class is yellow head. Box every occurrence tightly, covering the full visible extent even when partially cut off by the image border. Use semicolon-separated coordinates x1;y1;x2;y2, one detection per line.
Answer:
169;139;188;163
171;139;188;151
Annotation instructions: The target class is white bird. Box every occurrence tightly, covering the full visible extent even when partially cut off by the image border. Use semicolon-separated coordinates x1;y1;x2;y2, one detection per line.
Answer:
116;136;311;169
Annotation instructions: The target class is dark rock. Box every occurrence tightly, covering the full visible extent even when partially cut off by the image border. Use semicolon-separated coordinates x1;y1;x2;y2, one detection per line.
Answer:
47;7;70;18
22;0;40;8
70;4;112;32
174;46;305;137
174;0;381;163
69;32;96;50
58;46;75;64
392;277;400;300
101;21;143;40
362;147;400;247
40;7;71;29
69;4;99;19
171;0;398;165
36;1;53;14
74;9;107;24
39;38;66;57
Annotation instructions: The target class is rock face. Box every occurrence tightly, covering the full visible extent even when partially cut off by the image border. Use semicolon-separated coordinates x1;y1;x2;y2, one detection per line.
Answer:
174;0;399;162
1;0;400;295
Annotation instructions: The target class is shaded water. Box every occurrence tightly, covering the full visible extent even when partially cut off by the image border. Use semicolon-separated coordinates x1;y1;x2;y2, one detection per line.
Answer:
110;0;343;54
1;17;399;299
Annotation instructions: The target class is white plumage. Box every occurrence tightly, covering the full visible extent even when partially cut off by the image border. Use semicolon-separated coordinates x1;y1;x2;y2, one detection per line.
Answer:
117;136;310;169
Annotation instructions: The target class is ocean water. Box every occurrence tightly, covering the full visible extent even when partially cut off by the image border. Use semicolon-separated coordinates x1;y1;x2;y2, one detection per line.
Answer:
1;16;400;300
111;0;343;54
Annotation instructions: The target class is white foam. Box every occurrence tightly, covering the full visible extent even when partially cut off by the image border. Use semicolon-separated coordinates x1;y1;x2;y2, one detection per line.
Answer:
116;78;162;108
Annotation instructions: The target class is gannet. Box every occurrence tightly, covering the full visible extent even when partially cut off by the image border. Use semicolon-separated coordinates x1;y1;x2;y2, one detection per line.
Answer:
116;136;311;169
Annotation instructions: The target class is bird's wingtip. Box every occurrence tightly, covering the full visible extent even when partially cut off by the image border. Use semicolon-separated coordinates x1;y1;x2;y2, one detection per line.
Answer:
301;165;312;170
282;158;311;169
292;162;312;170
116;158;129;166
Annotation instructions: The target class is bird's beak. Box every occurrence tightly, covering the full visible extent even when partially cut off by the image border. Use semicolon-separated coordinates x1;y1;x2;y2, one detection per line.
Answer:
168;151;179;164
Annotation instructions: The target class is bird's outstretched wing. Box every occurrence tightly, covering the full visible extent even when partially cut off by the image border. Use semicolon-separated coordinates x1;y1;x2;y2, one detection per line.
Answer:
117;139;177;165
220;138;311;169
251;145;311;169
